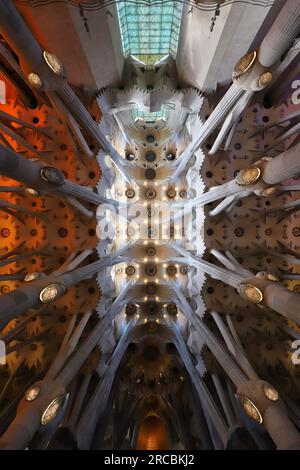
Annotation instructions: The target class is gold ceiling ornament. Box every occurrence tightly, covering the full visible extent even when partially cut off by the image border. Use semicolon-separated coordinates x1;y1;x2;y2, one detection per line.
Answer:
233;50;257;80
145;188;156;200
263;383;279;402
256;271;279;282
43;51;64;77
39;283;63;303
166;303;178;316
28;72;42;89
125;188;136;199
261;186;277;197
40;166;65;185
166;265;177;276
167;188;176;199
25;187;39;197
237;165;261;186
125;265;136;276
240;396;263;424
232;49;271;91
41;396;62;425
238;283;263;304
25;385;41;402
258;71;272;89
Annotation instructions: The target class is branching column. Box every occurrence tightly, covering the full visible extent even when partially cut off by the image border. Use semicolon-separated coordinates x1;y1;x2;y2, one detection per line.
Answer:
262;142;300;184
170;244;300;324
0;285;132;450
171;84;243;181
173;0;300;181
172;140;300;215
258;0;300;68
0;251;130;328
171;324;228;448
0;1;133;183
0;145;120;207
76;321;135;449
171;286;300;449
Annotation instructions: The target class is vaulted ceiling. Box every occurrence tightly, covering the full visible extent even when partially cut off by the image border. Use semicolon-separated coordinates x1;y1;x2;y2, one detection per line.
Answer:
0;0;300;452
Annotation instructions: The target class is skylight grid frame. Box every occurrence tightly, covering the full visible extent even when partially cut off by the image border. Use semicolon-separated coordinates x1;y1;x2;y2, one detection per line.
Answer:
117;1;183;61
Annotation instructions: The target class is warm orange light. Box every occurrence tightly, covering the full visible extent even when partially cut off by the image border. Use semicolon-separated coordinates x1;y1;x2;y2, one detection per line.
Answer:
136;415;169;450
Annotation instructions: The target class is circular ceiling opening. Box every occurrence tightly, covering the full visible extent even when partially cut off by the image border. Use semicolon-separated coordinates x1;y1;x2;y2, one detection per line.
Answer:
145;168;156;180
145;151;156;162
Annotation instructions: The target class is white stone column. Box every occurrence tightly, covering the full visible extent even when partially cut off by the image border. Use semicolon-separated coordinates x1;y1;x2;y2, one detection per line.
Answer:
258;0;300;68
0;285;132;450
76;321;135;449
263;141;300;185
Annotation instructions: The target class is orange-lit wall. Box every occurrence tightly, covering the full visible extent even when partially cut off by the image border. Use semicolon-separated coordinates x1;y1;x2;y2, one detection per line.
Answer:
136;415;169;450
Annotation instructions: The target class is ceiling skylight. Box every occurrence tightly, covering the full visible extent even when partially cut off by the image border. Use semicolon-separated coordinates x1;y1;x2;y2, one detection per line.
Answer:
116;1;183;65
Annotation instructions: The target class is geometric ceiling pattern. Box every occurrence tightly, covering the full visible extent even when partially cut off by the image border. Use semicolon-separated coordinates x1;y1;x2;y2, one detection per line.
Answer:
0;0;300;455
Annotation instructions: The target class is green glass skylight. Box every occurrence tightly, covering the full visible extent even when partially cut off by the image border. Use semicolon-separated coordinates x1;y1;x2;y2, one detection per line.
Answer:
117;1;183;65
132;105;169;123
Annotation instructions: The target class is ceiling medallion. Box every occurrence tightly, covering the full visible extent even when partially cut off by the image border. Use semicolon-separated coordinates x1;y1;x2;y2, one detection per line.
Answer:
145;151;156;162
180;266;188;275
145;168;156;180
39;283;63;303
125;265;136;276
240;396;263;424
40;166;65;185
167;188;176;199
261;186;277;197
233;50;257;80
237;165;261;186
145;188;156;199
28;73;42;89
125;188;136;199
145;264;157;276
41;396;62;425
146;301;158;315
146;246;156;257
238;283;263;304
166;265;177;276
25;385;41;402
256;271;279;282
258;71;272;88
263;384;279;402
43;51;64;77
